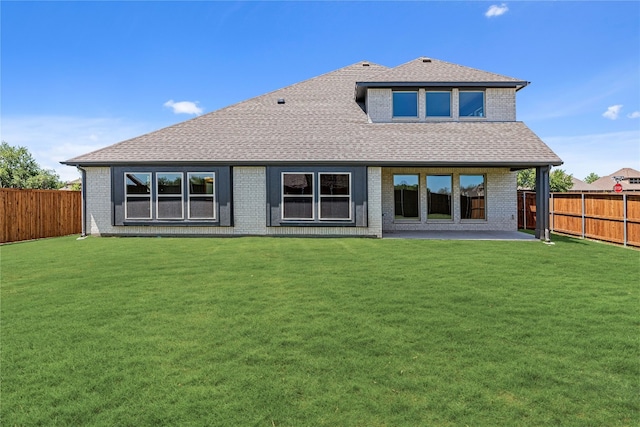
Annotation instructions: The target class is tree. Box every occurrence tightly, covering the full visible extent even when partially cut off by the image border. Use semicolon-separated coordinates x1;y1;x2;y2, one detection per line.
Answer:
517;168;536;190
550;169;574;192
516;168;574;192
584;172;600;184
0;141;63;189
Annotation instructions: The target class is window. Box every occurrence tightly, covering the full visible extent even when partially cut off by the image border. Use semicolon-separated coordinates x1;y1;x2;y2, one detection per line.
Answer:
188;173;215;219
394;175;419;220
426;91;451;117
282;173;314;220
460;175;485;220
426;175;452;220
125;172;152;219
459;91;485;117
319;173;351;220
629;178;640;184
393;91;418;117
157;173;183;219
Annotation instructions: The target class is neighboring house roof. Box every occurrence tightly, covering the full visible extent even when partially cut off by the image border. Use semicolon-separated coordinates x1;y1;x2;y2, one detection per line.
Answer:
569;177;598;192
589;168;640;192
64;58;562;168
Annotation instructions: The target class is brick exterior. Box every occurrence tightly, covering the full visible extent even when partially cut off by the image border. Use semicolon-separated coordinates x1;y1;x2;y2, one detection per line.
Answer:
84;166;383;237
367;88;516;123
381;167;517;232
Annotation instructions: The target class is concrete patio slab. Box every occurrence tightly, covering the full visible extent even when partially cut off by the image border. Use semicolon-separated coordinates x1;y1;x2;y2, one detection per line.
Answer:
382;230;538;241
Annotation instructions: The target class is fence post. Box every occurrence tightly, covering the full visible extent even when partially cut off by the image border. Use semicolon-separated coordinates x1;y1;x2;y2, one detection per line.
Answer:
623;193;627;247
581;193;585;239
522;191;526;230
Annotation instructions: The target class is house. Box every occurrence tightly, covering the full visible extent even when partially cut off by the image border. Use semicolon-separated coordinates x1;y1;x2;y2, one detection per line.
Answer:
589;168;640;192
569;177;598;192
63;57;562;238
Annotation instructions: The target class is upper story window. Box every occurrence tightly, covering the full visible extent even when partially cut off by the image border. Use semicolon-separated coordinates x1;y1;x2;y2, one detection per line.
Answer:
426;91;451;117
459;91;485;117
392;91;418;117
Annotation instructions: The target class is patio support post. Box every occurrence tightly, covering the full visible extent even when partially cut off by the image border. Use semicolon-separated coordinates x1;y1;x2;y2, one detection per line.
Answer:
535;165;551;242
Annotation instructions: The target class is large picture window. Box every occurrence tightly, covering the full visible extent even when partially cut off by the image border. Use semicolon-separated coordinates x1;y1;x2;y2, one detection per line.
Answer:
125;172;152;219
426;175;452;220
426;91;451;117
392;91;418;117
188;173;215;219
157;173;183;219
394;175;419;220
319;173;351;220
460;175;486;220
282;173;314;220
459;91;485;117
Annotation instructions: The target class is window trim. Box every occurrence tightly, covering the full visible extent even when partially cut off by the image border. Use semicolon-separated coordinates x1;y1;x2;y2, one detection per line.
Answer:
425;91;452;118
318;172;352;221
187;172;216;220
156;172;184;220
124;172;152;220
392;90;419;118
281;172;315;221
459;90;485;118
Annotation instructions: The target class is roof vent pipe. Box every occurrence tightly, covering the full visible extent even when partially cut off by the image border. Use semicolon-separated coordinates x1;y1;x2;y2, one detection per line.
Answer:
277;98;285;104
422;58;431;63
362;63;370;67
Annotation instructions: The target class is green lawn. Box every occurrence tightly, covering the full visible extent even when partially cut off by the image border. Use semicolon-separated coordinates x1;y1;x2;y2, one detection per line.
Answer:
1;235;638;426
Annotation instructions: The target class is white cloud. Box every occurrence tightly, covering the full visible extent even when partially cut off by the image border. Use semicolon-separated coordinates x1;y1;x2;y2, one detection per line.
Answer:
602;104;623;120
543;130;640;180
627;111;640;119
485;3;508;18
0;115;153;182
164;100;203;115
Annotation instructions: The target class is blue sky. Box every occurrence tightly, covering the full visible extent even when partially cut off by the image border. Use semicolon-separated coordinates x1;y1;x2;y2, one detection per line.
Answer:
2;1;639;182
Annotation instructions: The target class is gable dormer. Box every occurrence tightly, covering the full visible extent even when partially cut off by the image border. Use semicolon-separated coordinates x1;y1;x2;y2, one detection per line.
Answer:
355;57;528;123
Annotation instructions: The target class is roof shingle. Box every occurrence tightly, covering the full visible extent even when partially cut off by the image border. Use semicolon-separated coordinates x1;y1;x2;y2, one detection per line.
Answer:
64;58;561;167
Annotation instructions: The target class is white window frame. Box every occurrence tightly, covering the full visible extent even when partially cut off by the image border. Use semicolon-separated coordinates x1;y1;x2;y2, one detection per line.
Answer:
156;172;184;220
318;172;352;221
124;172;152;220
281;172;315;221
187;172;216;220
425;91;452;118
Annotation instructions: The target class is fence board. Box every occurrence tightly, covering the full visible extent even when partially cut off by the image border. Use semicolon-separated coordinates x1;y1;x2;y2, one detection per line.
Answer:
0;189;82;243
519;191;640;247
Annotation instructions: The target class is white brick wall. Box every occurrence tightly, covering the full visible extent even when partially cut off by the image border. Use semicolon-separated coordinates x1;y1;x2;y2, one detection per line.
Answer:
381;167;517;232
84;166;383;237
367;88;516;122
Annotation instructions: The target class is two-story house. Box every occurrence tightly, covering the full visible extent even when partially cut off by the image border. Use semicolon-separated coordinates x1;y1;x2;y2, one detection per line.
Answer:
63;57;562;238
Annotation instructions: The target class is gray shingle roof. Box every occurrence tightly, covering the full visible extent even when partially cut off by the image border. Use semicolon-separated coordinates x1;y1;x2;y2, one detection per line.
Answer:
64;58;561;167
359;57;527;84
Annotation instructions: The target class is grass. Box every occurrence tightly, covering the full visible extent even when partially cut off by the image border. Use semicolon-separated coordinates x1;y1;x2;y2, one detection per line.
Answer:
1;234;638;426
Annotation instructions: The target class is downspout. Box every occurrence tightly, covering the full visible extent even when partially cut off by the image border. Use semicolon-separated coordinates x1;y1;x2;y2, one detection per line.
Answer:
77;166;87;237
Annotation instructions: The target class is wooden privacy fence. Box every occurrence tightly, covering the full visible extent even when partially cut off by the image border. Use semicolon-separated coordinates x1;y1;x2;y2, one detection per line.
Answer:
0;189;82;243
518;191;640;247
